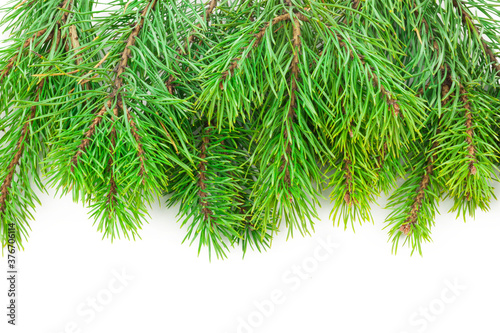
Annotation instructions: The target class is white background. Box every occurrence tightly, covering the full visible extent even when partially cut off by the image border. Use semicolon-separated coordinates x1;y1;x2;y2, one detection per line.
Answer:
1;1;500;332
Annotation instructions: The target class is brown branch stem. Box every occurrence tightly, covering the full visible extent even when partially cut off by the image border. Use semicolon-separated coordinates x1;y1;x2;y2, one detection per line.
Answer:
335;33;401;116
343;158;355;206
0;29;51;82
280;17;301;187
0;0;76;214
167;0;220;93
72;0;157;170
198;122;213;222
459;84;476;178
399;71;451;235
0;80;45;214
219;12;309;89
452;0;500;75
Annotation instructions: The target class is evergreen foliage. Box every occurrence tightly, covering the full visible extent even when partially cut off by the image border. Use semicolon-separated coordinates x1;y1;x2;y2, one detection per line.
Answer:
0;0;499;258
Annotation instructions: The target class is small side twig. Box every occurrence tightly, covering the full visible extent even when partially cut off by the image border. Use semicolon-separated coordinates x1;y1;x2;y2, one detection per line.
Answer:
0;80;45;214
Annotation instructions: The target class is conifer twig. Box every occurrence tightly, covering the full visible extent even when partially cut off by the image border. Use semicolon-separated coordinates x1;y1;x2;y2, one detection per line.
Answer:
0;80;44;214
1;0;76;221
113;0;158;95
219;12;309;88
166;0;220;93
452;0;500;74
280;16;301;188
399;71;451;235
398;155;435;235
343;158;354;205
68;25;83;66
122;100;146;183
335;33;401;116
0;29;52;82
460;84;476;177
198;123;213;222
71;0;158;170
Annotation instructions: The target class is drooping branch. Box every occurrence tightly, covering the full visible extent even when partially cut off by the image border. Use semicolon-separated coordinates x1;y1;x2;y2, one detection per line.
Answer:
0;29;52;82
398;156;434;235
399;71;451;235
280;17;301;187
180;0;221;222
198;123;213;222
71;0;157;170
0;80;44;214
113;0;158;95
68;25;83;66
166;0;220;94
343;158;354;205
1;0;77;213
459;84;476;178
219;138;257;231
0;0;74;83
452;0;500;75
336;63;357;203
219;13;309;88
71;100;112;171
122;100;146;183
335;33;401;116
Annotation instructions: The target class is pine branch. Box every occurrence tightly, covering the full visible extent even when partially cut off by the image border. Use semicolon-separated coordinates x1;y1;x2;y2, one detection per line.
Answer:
342;158;354;206
452;0;500;75
219;12;309;88
398;152;436;235
71;0;158;169
123;101;146;182
197;121;214;222
70;100;111;171
166;0;220;94
460;84;477;179
398;70;451;236
0;0;73;83
280;16;301;187
0;0;91;247
1;0;499;257
0;29;52;82
0;80;44;215
334;32;401;116
114;0;158;94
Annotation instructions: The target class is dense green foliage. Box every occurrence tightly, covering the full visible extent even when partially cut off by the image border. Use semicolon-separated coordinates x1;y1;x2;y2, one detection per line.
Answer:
0;0;499;258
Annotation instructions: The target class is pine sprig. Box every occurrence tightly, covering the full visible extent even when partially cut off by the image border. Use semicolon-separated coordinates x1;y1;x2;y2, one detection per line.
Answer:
0;0;94;247
0;0;499;257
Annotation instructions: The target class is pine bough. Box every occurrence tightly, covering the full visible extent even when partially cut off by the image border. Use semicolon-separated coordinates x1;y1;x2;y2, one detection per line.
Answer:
0;0;499;258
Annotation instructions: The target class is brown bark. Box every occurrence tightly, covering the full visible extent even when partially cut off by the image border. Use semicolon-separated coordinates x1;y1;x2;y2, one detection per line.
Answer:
72;0;157;170
0;80;45;214
452;0;500;74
